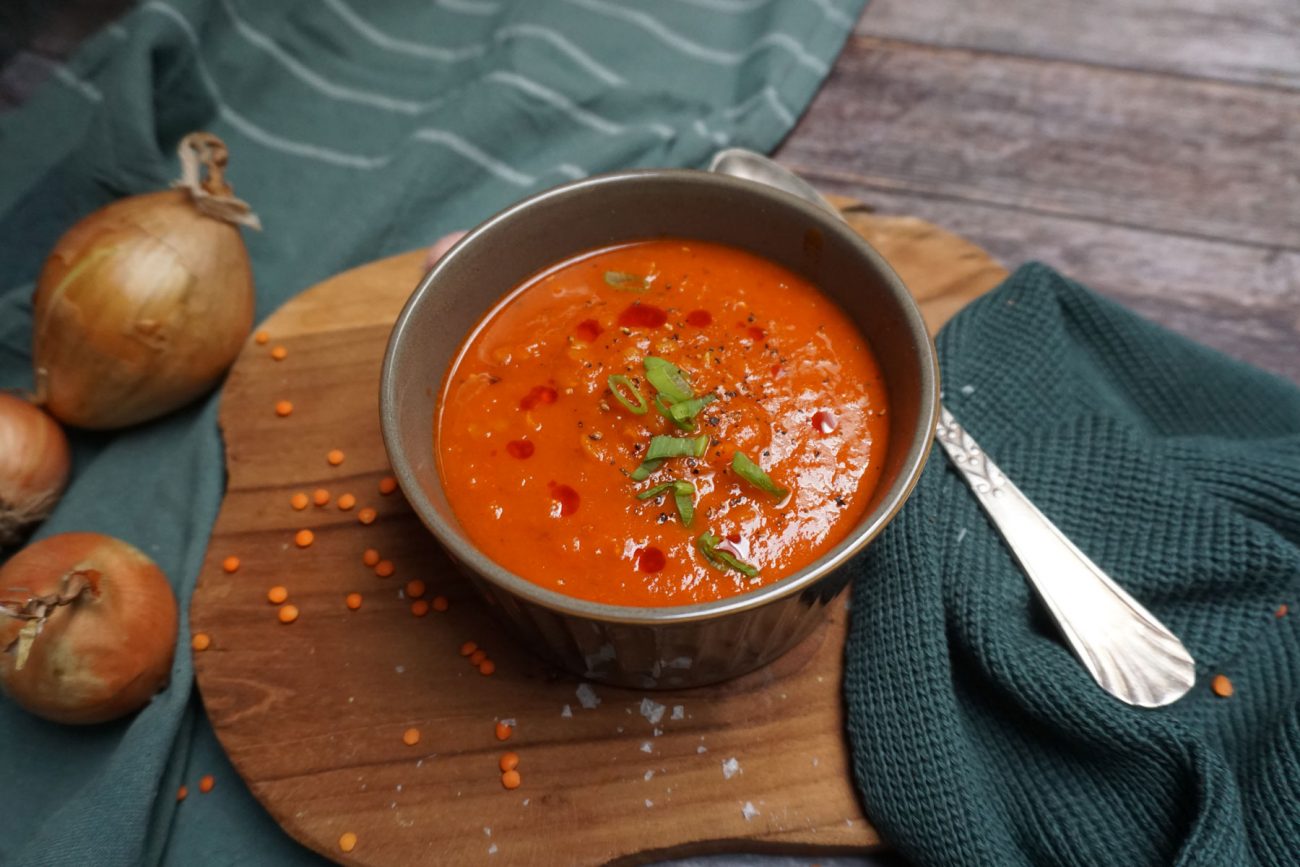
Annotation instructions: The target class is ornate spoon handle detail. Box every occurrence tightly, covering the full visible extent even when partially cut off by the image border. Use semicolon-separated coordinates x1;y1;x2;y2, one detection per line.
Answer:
935;407;1196;707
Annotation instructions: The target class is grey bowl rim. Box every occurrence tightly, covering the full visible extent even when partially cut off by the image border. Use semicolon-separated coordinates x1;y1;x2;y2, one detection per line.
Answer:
380;167;939;627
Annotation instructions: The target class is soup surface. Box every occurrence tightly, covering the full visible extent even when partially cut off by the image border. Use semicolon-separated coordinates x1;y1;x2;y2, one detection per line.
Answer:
436;239;889;606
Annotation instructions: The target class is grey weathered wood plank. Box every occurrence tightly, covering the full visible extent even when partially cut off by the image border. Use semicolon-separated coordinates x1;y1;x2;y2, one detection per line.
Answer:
857;0;1300;89
802;176;1300;383
779;37;1300;251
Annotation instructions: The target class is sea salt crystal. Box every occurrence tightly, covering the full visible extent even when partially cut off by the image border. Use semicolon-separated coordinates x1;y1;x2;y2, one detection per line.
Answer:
653;727;663;737
722;757;740;780
395;666;405;674
697;745;708;754
561;704;573;718
640;741;653;753
500;718;516;727
522;798;530;806
671;705;684;720
576;683;601;709
645;799;654;808
644;770;655;781
741;801;759;821
488;843;498;855
484;827;491;837
639;698;666;725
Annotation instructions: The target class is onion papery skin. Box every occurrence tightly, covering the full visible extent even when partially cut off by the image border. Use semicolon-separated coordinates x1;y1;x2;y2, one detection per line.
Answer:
33;189;254;429
0;532;178;724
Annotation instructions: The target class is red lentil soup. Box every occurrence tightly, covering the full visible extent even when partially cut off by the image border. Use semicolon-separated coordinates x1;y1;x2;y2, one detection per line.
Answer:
436;239;889;607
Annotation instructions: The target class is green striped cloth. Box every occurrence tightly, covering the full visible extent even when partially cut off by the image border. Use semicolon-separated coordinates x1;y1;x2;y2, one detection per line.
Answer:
0;2;863;863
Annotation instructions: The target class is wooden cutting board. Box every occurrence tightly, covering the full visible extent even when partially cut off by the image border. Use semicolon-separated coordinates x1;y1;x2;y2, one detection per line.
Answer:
190;196;1007;867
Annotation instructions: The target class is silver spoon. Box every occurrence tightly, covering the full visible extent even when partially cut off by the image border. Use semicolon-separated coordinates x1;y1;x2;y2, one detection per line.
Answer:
710;148;1197;708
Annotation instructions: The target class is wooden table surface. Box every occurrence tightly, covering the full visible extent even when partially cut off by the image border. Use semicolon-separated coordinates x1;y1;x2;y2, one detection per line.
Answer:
779;0;1300;384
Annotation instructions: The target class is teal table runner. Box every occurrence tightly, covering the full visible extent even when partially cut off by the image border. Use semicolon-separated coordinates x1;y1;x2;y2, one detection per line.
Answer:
0;2;864;863
847;265;1300;866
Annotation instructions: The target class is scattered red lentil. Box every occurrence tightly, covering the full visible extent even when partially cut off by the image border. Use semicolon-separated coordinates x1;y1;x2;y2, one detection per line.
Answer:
313;488;330;506
346;592;363;611
470;650;487;666
278;604;300;624
432;595;449;612
402;727;421;746
358;507;377;525
362;548;380;567
338;832;357;853
405;579;426;599
379;476;398;495
267;586;288;605
270;345;287;361
501;769;521;789
290;492;309;510
199;775;215;793
191;633;211;652
294;529;314;548
411;600;430;617
1277;604;1289;618
222;556;240;573
275;400;293;417
254;330;269;345
479;660;496;676
375;560;395;578
495;721;512;741
177;785;188;801
459;641;478;657
1211;674;1234;697
337;493;357;511
327;449;345;466
499;752;519;772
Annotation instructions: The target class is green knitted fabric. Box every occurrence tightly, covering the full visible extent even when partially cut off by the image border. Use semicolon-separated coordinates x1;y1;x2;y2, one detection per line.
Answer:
845;263;1300;867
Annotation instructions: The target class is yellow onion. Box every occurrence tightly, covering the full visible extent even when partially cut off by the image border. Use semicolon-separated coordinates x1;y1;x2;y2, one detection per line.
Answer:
32;133;260;429
0;532;178;724
0;393;71;547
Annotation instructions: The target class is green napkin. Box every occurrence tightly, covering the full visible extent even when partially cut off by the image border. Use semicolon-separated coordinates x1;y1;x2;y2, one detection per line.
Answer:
0;1;865;863
846;263;1300;867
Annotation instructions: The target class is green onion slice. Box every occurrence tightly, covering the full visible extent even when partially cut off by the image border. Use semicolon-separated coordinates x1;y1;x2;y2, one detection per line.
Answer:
635;479;696;527
607;374;648;415
643;357;693;403
731;451;789;500
646;434;709;461
604;271;652;292
653;394;694;431
668;393;716;425
629;458;663;482
672;480;696;528
696;532;759;578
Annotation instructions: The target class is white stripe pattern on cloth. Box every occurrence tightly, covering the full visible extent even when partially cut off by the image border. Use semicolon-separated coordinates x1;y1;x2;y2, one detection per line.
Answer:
494;24;625;87
143;2;558;183
485;71;673;140
321;0;486;62
563;0;829;75
30;55;105;103
435;0;501;15
670;0;854;29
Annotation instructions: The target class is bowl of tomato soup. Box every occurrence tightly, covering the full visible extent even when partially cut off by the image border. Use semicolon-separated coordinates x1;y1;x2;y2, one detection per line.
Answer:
381;169;938;688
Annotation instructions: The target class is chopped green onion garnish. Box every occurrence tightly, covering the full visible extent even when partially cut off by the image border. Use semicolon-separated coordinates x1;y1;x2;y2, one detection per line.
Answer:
731;451;789;500
653;394;694;431
643;357;693;403
636;481;677;501
668;393;716;425
604;271;651;292
673;480;696;528
696;532;759;578
646;434;709;461
630;458;663;481
607;374;648;415
635;479;696;527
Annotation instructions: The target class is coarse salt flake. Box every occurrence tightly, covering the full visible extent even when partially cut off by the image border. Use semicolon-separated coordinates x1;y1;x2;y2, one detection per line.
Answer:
639;697;666;725
671;705;685;720
640;742;653;753
741;801;759;821
576;683;601;709
722;757;741;780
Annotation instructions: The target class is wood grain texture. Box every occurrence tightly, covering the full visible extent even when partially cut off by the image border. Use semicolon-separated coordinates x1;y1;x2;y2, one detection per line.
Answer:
778;37;1300;250
817;185;1300;383
857;0;1300;89
190;207;1004;866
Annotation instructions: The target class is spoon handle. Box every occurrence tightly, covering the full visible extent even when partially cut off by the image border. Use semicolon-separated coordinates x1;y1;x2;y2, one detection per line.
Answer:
934;407;1196;706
